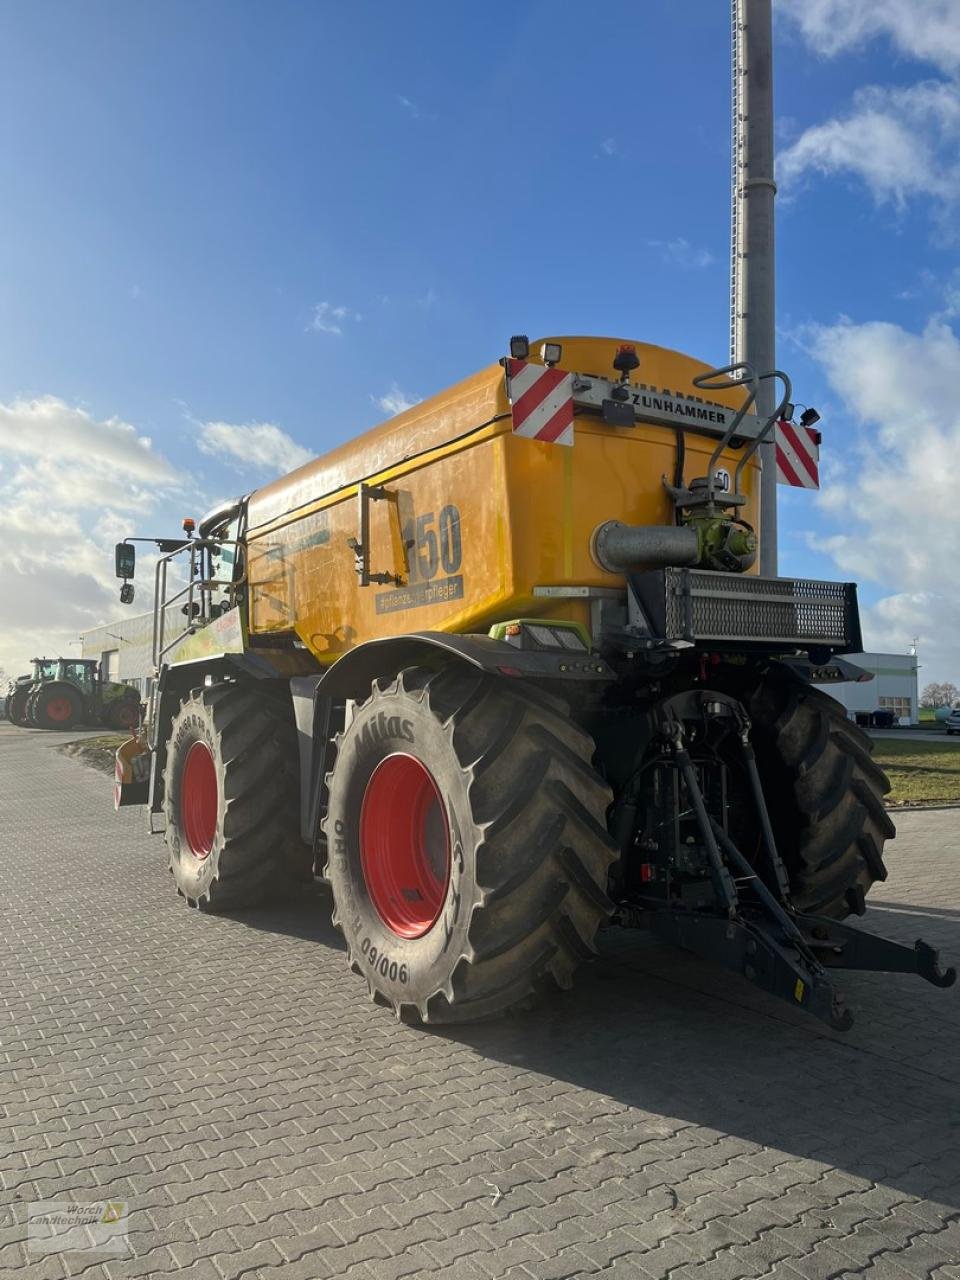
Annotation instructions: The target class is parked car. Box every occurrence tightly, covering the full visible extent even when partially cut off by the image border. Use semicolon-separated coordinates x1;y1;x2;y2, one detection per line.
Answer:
946;707;960;736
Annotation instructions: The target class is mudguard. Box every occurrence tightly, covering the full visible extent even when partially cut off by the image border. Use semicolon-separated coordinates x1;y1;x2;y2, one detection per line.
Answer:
114;737;150;809
314;630;613;701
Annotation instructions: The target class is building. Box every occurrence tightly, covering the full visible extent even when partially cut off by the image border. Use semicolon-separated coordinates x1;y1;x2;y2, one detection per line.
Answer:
830;651;919;725
80;604;187;697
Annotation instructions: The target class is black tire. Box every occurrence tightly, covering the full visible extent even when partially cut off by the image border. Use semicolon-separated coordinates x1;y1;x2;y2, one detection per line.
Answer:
8;687;30;726
323;664;617;1024
33;684;82;730
105;698;140;731
745;664;895;918
164;682;312;910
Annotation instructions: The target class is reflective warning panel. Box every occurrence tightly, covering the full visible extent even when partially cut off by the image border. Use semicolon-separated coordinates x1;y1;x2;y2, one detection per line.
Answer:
776;420;820;489
505;358;575;447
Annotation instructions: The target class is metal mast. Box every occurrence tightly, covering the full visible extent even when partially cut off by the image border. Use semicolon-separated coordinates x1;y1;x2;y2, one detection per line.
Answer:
731;0;778;575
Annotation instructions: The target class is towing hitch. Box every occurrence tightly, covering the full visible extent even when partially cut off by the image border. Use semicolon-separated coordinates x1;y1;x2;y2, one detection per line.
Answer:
616;692;956;1032
796;915;956;988
622;902;956;1033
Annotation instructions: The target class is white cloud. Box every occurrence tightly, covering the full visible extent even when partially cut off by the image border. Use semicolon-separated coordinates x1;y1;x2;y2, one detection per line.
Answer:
373;385;421;417
0;396;178;492
801;315;960;682
778;0;960;75
778;81;960;208
0;396;184;679
397;95;436;122
307;301;361;335
198;421;313;475
942;273;960;320
599;137;617;157
647;238;714;269
778;3;960;217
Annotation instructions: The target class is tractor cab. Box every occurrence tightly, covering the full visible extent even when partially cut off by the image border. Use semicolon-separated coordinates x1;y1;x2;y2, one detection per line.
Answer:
113;498;246;670
57;659;99;697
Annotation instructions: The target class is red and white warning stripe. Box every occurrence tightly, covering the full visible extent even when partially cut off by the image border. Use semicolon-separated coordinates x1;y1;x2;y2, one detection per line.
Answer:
776;420;821;489
505;358;575;447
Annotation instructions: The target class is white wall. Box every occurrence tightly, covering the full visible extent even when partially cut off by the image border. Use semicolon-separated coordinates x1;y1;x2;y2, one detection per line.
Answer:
830;652;919;725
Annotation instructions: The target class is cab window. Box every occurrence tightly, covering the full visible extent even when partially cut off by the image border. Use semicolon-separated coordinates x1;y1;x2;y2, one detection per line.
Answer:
209;515;242;612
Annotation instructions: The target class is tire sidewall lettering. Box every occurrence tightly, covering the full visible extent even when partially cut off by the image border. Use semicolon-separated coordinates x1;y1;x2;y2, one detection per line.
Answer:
165;702;223;894
326;686;478;1004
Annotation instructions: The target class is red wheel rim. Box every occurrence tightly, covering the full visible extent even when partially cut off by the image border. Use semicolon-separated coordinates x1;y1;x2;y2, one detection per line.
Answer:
360;754;451;939
45;696;73;723
180;741;218;858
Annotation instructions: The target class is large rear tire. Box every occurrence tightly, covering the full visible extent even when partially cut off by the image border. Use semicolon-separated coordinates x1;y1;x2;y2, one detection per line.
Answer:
33;685;82;730
323;665;617;1023
746;664;895;918
164;683;312;910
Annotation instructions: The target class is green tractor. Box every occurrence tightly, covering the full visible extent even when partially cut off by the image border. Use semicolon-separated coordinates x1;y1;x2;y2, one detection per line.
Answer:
23;659;141;731
6;659;58;726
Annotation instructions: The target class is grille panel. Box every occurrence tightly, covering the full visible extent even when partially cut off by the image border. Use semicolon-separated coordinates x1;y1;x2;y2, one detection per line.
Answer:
629;569;861;652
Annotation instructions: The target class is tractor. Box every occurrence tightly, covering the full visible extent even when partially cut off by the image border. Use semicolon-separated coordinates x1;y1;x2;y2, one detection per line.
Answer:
113;336;955;1030
20;658;141;731
6;659;59;726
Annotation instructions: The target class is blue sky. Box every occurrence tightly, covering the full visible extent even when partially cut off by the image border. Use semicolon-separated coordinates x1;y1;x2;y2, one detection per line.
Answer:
1;0;958;684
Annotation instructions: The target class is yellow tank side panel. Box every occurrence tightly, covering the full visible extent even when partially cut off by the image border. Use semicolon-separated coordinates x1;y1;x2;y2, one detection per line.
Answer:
247;435;518;661
245;336;760;664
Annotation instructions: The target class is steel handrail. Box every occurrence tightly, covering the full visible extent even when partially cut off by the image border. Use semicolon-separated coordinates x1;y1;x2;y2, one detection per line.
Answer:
151;538;243;669
733;369;793;491
692;362;759;499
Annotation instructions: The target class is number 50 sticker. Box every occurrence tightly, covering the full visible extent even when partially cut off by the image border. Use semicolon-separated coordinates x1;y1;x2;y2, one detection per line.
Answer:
403;506;462;584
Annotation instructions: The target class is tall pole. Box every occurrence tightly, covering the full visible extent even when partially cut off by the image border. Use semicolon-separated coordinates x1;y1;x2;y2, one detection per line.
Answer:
731;0;778;576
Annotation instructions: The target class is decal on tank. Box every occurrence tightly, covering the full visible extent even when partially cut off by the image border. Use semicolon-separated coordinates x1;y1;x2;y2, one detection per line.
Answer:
376;504;463;614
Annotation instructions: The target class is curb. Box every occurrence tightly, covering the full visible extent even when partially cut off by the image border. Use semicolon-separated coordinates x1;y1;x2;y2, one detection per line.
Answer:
885;802;960;814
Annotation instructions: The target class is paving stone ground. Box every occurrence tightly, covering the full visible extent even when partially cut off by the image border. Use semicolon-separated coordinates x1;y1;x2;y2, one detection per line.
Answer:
2;721;960;1280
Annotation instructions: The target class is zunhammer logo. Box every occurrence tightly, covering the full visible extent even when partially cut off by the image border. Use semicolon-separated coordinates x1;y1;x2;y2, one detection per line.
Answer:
635;391;729;425
357;712;414;754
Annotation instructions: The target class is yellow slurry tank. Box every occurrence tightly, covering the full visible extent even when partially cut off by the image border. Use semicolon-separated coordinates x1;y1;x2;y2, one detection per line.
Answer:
244;337;760;662
117;332;956;1033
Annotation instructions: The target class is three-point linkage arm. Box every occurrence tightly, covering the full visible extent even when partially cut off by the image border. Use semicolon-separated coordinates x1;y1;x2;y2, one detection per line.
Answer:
624;703;956;1033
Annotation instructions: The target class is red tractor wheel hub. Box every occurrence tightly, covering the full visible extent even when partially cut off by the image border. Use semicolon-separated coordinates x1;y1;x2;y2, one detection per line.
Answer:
180;741;218;858
45;696;73;723
359;754;451;939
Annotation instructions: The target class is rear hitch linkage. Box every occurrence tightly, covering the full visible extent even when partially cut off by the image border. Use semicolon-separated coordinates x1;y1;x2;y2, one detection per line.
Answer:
617;698;956;1031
